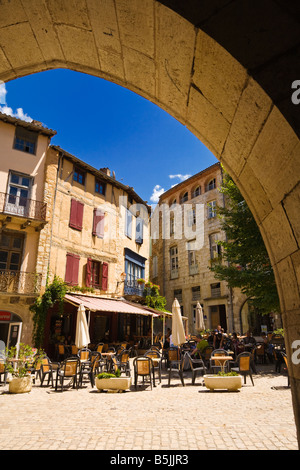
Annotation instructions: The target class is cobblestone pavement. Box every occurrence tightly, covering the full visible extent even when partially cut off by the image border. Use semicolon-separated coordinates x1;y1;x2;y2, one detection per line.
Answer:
0;363;298;451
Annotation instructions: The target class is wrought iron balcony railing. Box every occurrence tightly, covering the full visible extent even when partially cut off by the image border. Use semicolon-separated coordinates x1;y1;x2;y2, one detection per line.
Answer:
0;270;42;295
124;279;144;296
0;192;47;221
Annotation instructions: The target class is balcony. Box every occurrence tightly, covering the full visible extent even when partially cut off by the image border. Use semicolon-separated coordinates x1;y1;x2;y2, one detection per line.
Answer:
0;270;42;295
124;279;144;297
0;192;47;229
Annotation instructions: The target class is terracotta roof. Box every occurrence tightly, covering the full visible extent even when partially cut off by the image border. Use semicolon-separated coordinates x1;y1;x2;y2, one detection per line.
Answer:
0;111;57;137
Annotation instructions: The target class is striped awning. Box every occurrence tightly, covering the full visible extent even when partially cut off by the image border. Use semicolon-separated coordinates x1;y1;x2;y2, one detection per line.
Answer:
64;293;160;316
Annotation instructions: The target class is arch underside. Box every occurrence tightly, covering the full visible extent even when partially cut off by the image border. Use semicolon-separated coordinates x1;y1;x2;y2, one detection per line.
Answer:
0;0;299;445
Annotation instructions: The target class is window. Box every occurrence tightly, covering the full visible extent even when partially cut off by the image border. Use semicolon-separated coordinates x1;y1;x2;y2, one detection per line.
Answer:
211;282;221;297
192;286;201;301
207;200;217;219
206;178;216;191
125;208;132;238
0;231;24;271
209;233;221;259
170;246;178;278
135;216;143;244
5;172;32;216
92;208;105;238
65;253;80;285
170;215;175;235
124;248;146;293
95;179;106;196
86;258;108;290
174;289;182;303
192;186;201;198
187;208;196;227
13;126;38;154
69;199;84;231
73;166;85;185
180;192;188;203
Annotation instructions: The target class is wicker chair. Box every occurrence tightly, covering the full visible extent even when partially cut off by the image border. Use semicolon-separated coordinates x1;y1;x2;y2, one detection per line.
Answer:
133;356;155;390
145;350;162;383
55;357;81;391
231;352;254;385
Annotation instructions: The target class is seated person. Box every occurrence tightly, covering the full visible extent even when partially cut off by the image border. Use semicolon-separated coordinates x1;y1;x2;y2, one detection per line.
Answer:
190;335;209;358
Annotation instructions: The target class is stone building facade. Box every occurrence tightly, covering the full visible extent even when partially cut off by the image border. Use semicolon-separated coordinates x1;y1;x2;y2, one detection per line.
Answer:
0;112;56;348
150;162;248;335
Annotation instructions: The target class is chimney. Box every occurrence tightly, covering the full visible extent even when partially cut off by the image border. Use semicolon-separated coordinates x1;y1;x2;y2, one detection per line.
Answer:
100;167;111;176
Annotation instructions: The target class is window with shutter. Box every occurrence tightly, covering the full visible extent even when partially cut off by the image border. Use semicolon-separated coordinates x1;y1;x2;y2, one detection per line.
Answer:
92;208;105;237
101;262;108;291
86;258;101;287
125;209;132;238
65;253;80;285
69;199;84;231
135;216;143;244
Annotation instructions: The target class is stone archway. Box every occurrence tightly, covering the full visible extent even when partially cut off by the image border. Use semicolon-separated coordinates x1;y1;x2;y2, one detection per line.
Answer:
0;0;299;445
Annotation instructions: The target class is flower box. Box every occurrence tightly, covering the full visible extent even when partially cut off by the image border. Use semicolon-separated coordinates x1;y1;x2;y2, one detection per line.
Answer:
203;374;242;391
95;376;131;392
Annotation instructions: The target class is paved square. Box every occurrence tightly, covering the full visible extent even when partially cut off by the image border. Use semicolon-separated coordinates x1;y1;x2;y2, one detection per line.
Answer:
0;363;298;451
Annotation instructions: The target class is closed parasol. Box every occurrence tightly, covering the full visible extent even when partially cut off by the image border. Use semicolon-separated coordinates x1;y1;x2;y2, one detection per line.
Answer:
195;302;205;331
75;303;90;349
171;298;186;346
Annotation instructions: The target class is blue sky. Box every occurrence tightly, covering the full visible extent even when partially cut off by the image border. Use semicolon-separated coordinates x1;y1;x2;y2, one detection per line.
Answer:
0;69;217;204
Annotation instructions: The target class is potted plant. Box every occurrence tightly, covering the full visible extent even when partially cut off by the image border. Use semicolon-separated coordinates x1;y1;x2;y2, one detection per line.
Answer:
203;371;243;391
95;369;131;392
5;343;45;394
137;278;146;286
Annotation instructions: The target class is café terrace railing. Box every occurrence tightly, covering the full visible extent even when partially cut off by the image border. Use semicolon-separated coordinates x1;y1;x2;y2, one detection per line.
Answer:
124;279;144;297
0;270;42;295
0;192;47;222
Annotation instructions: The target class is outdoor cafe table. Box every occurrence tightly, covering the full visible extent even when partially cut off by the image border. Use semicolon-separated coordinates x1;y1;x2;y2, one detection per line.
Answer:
210;356;233;373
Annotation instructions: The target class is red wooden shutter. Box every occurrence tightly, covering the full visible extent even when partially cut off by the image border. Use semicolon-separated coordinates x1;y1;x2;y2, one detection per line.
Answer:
65;253;80;285
101;262;108;291
69;199;84;231
92;208;105;237
86;257;92;287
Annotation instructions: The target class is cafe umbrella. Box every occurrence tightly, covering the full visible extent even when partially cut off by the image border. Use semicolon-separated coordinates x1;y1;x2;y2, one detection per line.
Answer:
75;303;90;349
171;298;186;346
195;302;205;331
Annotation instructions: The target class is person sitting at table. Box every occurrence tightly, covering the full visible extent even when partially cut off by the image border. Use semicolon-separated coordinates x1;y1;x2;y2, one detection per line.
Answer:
213;330;224;349
242;331;256;349
190;334;209;358
231;332;244;358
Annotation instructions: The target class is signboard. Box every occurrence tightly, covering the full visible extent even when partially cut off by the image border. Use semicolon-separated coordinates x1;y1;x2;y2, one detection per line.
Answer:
0;311;11;322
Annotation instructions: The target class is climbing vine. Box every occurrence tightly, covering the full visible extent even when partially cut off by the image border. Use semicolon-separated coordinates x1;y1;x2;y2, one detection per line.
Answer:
30;276;68;348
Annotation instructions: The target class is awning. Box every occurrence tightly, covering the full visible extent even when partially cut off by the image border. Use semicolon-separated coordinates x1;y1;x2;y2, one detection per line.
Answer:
64;294;160;316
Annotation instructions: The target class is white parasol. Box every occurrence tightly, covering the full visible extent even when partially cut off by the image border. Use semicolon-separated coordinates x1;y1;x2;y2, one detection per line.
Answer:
75;303;90;349
171;298;186;346
195;302;205;331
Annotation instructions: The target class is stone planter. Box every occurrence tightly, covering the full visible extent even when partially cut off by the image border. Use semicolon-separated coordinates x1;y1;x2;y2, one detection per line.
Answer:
203;374;243;391
9;376;32;394
95;376;131;392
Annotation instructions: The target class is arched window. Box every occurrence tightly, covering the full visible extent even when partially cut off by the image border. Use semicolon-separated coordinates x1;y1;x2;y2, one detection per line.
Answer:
205;178;216;191
192;186;201;198
180;191;188;203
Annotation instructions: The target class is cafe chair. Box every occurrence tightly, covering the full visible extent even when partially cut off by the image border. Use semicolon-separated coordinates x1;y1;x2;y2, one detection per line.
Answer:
95;342;104;353
117;350;131;376
40;356;55;387
56;343;67;361
167;355;185;387
133;356;155;390
231;352;254;386
210;349;229;373
71;344;79;356
201;346;213;369
55;357;81;392
77;347;91;362
145;350;162;383
79;352;102;388
184;352;206;385
255;343;266;364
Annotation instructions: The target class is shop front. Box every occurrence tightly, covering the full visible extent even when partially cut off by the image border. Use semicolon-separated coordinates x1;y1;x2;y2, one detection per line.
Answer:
0;310;22;352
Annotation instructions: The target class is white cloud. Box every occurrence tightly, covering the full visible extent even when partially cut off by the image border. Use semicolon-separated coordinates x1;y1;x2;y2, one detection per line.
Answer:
0;81;7;105
0;82;32;122
150;184;165;203
169;174;191;182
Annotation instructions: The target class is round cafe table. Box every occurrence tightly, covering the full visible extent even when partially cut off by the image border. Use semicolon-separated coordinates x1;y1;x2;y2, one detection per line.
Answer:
210;356;233;373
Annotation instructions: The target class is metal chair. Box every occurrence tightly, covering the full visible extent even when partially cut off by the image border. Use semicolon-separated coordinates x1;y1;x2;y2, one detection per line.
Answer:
145;350;162;383
79;352;102;388
210;349;229;373
167;354;185;387
40;356;55;387
55;357;81;392
231;352;254;386
184;352;206;385
133;356;155;390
